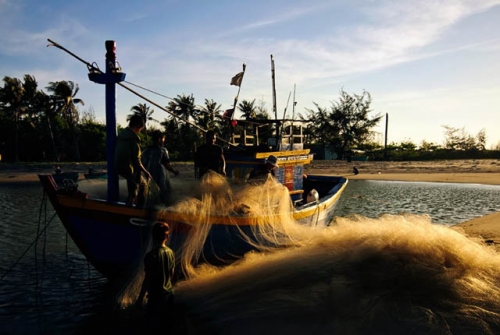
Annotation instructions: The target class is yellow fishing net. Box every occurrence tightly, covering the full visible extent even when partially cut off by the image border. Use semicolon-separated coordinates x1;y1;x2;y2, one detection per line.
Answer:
156;171;312;279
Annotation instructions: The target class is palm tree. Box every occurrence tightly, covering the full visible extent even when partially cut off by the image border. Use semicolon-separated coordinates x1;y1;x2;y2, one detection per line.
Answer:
34;91;60;161
46;81;84;126
21;75;59;161
0;76;25;162
166;94;199;160
199;99;222;131
46;81;84;161
238;99;257;120
127;103;156;134
170;94;198;122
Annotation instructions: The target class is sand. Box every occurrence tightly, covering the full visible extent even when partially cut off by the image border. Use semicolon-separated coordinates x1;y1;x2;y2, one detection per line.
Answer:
1;158;499;250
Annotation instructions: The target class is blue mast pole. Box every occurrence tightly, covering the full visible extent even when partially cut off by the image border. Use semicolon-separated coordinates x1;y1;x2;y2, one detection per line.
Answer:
104;41;119;202
88;40;126;202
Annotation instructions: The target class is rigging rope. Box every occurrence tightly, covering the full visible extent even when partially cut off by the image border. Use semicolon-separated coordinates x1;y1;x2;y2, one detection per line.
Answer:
47;38;236;146
123;80;175;102
35;189;47;302
0;193;57;282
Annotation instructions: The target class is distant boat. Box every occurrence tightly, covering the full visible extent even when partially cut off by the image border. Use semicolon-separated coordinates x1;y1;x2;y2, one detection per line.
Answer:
350;150;368;162
51;171;79;186
84;171;107;180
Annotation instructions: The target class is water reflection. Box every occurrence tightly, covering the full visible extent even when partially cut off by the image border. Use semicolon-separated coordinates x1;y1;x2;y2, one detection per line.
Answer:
0;183;106;335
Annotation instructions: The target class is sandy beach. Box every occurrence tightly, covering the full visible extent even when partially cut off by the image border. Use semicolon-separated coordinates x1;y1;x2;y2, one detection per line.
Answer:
1;158;499;250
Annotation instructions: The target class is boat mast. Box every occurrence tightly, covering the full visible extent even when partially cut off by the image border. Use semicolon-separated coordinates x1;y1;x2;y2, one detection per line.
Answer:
103;41;120;202
290;83;296;145
47;39;124;201
270;54;280;148
271;54;278;120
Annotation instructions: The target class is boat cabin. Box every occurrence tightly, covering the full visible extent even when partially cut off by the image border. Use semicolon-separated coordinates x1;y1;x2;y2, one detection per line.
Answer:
223;119;313;204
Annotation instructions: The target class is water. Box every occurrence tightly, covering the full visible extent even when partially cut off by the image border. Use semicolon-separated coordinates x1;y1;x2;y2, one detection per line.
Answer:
335;180;500;225
0;183;107;335
1;180;500;334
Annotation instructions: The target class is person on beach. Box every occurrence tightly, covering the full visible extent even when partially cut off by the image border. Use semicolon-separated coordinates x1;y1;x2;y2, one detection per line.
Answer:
247;154;279;183
142;131;180;206
136;221;176;332
195;130;226;179
114;114;152;208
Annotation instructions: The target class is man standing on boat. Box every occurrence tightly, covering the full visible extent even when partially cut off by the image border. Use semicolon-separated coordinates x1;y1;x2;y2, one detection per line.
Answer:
142;130;179;205
195;130;226;179
114;114;152;208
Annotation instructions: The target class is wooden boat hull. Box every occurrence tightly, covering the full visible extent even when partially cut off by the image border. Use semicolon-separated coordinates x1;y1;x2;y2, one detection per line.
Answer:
39;173;347;280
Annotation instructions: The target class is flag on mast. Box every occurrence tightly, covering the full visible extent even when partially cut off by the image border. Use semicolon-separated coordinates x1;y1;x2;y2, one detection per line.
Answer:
230;71;244;86
222;108;234;119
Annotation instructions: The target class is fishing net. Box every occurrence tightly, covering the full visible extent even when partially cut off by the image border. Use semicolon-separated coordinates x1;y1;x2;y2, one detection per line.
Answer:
156;171;314;279
116;171;316;307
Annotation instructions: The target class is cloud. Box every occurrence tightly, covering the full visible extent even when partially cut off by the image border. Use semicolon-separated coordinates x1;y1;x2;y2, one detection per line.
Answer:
79;4;500;88
221;3;331;35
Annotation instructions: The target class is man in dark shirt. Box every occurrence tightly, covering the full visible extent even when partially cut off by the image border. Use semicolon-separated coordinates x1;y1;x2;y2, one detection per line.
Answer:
195;130;226;179
136;222;175;332
114;115;152;207
248;154;279;182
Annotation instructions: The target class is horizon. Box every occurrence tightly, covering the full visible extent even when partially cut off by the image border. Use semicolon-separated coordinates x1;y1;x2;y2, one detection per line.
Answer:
1;0;499;147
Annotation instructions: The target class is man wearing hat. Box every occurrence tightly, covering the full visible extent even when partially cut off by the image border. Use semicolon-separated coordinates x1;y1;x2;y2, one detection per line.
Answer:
248;154;279;182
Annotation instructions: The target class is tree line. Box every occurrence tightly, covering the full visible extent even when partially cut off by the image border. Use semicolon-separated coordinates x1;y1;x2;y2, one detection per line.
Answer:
0;74;496;164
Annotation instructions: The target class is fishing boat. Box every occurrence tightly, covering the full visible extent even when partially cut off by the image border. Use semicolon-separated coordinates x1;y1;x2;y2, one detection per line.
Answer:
51;171;80;186
39;119;347;279
84;172;107;180
84;167;108;180
39;40;348;281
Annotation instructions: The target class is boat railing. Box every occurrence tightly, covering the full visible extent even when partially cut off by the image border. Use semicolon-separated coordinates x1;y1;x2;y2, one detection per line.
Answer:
231;128;258;147
228;120;305;152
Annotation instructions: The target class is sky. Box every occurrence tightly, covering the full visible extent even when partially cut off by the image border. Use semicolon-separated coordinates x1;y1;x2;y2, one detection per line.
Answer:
1;0;499;148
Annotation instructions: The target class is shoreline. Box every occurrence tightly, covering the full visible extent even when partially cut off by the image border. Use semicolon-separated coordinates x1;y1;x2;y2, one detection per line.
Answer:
2;171;498;186
1;158;500;185
2;159;499;251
